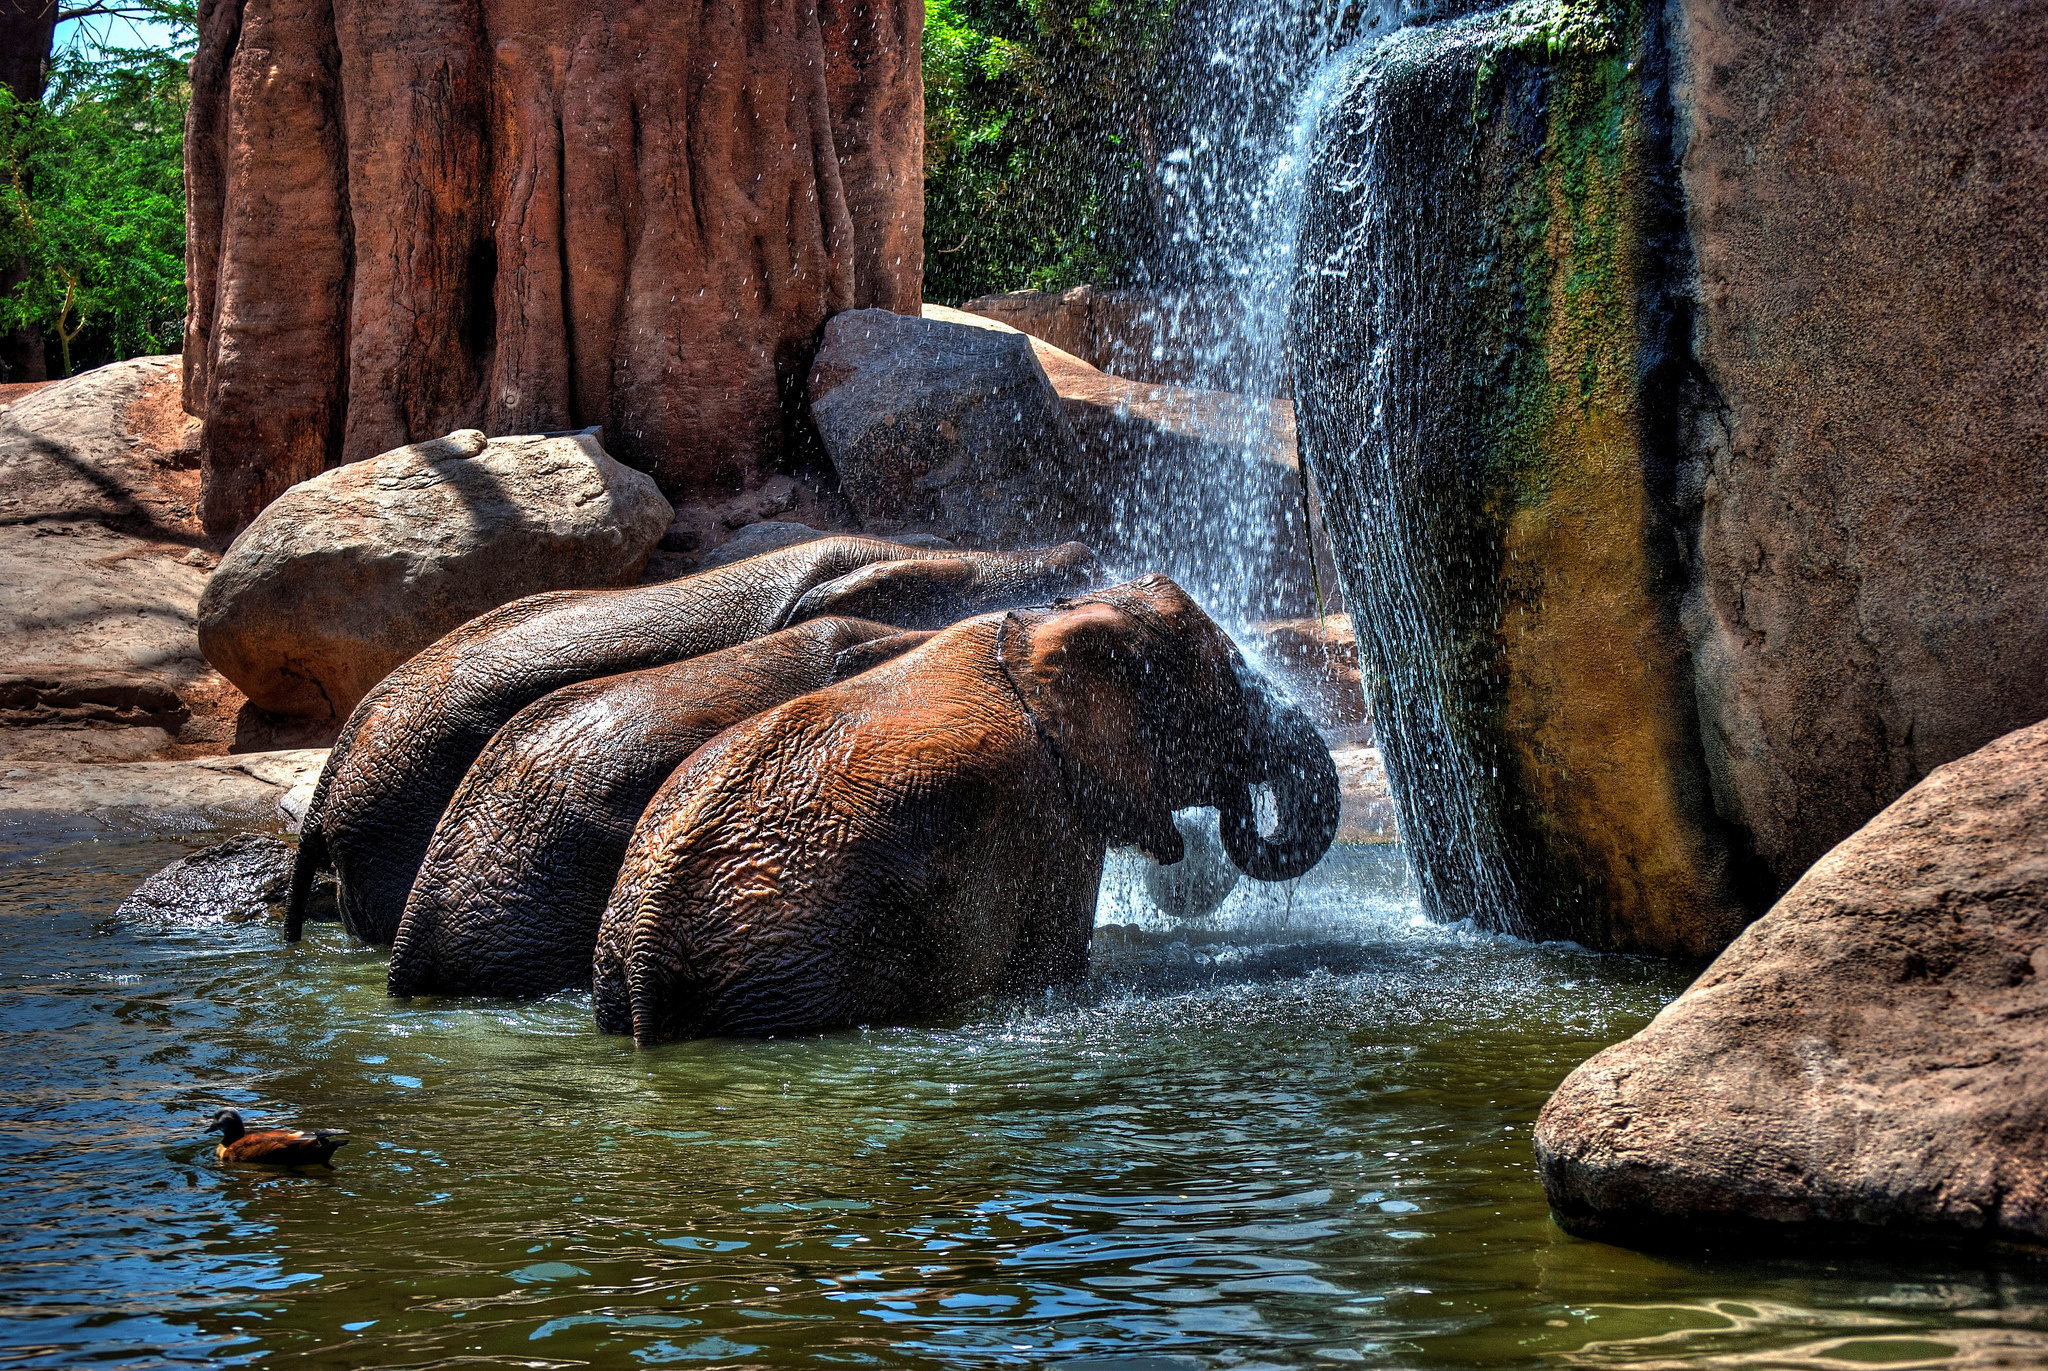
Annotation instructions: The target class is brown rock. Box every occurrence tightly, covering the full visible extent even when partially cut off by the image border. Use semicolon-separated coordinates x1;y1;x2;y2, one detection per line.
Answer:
0;670;190;731
0;358;219;760
1535;718;2048;1249
198;430;671;720
1329;741;1398;846
185;0;924;537
1672;0;2048;898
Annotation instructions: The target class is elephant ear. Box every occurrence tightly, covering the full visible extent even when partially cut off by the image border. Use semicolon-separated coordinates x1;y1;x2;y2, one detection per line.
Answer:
783;558;979;630
1005;603;1186;864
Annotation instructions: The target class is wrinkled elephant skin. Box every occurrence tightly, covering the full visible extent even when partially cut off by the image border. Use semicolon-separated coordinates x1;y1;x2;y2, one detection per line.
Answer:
594;574;1341;1044
387;617;932;999
288;537;1097;945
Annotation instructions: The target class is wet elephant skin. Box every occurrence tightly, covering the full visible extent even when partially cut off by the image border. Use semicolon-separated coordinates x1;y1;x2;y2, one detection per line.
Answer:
386;617;933;1000
593;574;1342;1044
289;537;1097;946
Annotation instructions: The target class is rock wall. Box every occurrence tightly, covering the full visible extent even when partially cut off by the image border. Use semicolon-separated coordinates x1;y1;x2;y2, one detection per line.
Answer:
184;0;924;537
1670;0;2048;898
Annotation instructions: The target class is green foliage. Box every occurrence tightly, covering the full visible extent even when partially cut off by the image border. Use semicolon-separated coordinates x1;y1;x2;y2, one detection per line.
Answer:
0;14;192;376
922;0;1178;304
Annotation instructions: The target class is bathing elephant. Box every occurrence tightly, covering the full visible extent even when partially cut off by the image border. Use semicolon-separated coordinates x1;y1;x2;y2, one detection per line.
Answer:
386;617;933;1000
593;574;1341;1044
285;537;1097;946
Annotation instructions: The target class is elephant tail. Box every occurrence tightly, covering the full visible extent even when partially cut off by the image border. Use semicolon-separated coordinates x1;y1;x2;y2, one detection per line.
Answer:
284;825;329;944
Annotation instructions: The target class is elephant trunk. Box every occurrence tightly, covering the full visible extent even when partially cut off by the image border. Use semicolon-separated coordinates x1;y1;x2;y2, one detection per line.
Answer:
1220;699;1341;882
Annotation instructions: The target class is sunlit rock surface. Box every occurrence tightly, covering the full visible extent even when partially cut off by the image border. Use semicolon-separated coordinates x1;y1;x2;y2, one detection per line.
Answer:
0;746;328;856
184;0;923;534
1536;718;2048;1249
198;430;670;720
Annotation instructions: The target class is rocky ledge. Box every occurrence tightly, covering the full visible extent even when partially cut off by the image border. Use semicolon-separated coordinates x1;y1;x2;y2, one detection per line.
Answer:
0;748;327;861
1534;718;2048;1249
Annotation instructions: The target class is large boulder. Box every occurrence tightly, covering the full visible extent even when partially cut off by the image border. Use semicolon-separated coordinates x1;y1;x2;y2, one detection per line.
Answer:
184;0;923;536
198;429;670;720
808;309;1091;548
1670;0;2048;897
1534;718;2048;1249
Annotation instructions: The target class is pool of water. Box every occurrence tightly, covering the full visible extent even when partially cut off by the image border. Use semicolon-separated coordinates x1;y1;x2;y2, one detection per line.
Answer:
4;833;2045;1369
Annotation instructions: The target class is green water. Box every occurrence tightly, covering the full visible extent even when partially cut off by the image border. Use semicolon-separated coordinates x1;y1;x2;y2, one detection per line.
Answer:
3;835;2044;1369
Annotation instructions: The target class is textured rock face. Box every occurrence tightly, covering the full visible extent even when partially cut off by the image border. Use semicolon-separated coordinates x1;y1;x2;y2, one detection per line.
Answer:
0;358;221;759
184;0;924;536
198;430;671;720
809;309;1090;548
1535;718;2048;1249
1671;0;2048;898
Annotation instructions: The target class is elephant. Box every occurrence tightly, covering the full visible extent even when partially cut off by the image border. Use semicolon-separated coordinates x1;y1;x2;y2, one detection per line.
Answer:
284;537;1097;946
386;616;934;1000
591;574;1342;1044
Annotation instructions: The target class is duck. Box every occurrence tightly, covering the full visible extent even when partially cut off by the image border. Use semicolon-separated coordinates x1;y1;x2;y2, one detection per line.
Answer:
204;1107;350;1167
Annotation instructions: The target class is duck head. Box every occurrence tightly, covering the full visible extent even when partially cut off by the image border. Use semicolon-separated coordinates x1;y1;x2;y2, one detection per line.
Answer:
204;1107;246;1142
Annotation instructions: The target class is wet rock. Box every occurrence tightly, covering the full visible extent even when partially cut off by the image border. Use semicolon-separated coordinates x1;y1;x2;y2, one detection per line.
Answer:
1294;8;1746;955
1670;0;2048;898
1535;718;2048;1250
197;430;671;720
956;286;1261;392
809;309;1091;548
924;306;1323;624
1329;742;1398;846
185;0;924;535
117;833;337;923
1246;615;1369;735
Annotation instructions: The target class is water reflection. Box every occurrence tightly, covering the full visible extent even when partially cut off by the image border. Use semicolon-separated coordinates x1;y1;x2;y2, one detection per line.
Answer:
1;837;2043;1367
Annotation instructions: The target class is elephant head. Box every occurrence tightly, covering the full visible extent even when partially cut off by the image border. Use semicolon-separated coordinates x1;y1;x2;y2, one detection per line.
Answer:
1000;575;1341;881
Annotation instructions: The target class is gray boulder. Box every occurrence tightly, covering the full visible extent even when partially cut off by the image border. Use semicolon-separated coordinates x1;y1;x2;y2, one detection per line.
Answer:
1534;717;2048;1249
808;309;1090;548
117;833;338;923
198;429;672;720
